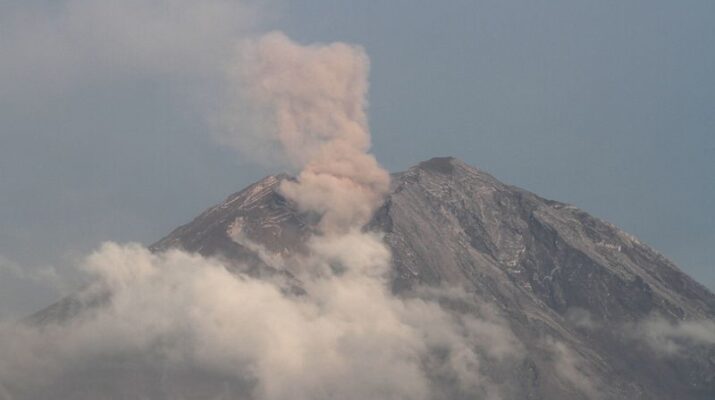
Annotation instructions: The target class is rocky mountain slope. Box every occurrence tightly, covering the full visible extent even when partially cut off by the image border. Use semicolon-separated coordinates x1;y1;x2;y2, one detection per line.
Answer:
32;157;715;399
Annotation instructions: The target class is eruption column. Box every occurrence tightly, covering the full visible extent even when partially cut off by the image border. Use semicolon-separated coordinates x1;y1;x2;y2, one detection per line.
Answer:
237;32;390;234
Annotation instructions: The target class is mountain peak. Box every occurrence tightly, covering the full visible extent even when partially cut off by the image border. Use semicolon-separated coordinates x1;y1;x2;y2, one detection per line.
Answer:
417;156;460;174
404;156;503;192
415;156;488;176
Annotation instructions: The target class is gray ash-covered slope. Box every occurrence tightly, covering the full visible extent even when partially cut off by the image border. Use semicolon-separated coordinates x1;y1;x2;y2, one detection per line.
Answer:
150;173;312;290
152;174;308;258
150;156;715;399
375;158;715;399
376;158;713;314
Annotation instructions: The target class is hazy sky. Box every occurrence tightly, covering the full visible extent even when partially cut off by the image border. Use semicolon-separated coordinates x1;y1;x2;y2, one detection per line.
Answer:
1;0;713;318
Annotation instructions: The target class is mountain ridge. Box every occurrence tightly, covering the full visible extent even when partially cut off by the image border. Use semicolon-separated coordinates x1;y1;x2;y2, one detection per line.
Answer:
154;156;714;317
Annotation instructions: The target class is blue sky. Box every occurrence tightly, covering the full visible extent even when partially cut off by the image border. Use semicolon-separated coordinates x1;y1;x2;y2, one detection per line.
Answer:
0;0;713;317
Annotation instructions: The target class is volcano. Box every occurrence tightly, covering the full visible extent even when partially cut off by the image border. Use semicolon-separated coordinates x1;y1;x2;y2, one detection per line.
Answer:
31;157;715;400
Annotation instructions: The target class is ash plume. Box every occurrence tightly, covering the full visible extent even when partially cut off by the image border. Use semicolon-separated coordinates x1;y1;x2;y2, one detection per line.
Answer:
225;31;390;233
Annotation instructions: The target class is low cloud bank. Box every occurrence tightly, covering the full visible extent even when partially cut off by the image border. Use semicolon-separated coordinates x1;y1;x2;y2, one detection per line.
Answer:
0;242;521;400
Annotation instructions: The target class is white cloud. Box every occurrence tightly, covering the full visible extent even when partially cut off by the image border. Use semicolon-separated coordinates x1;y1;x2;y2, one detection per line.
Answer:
0;242;518;399
631;315;715;355
548;339;601;399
